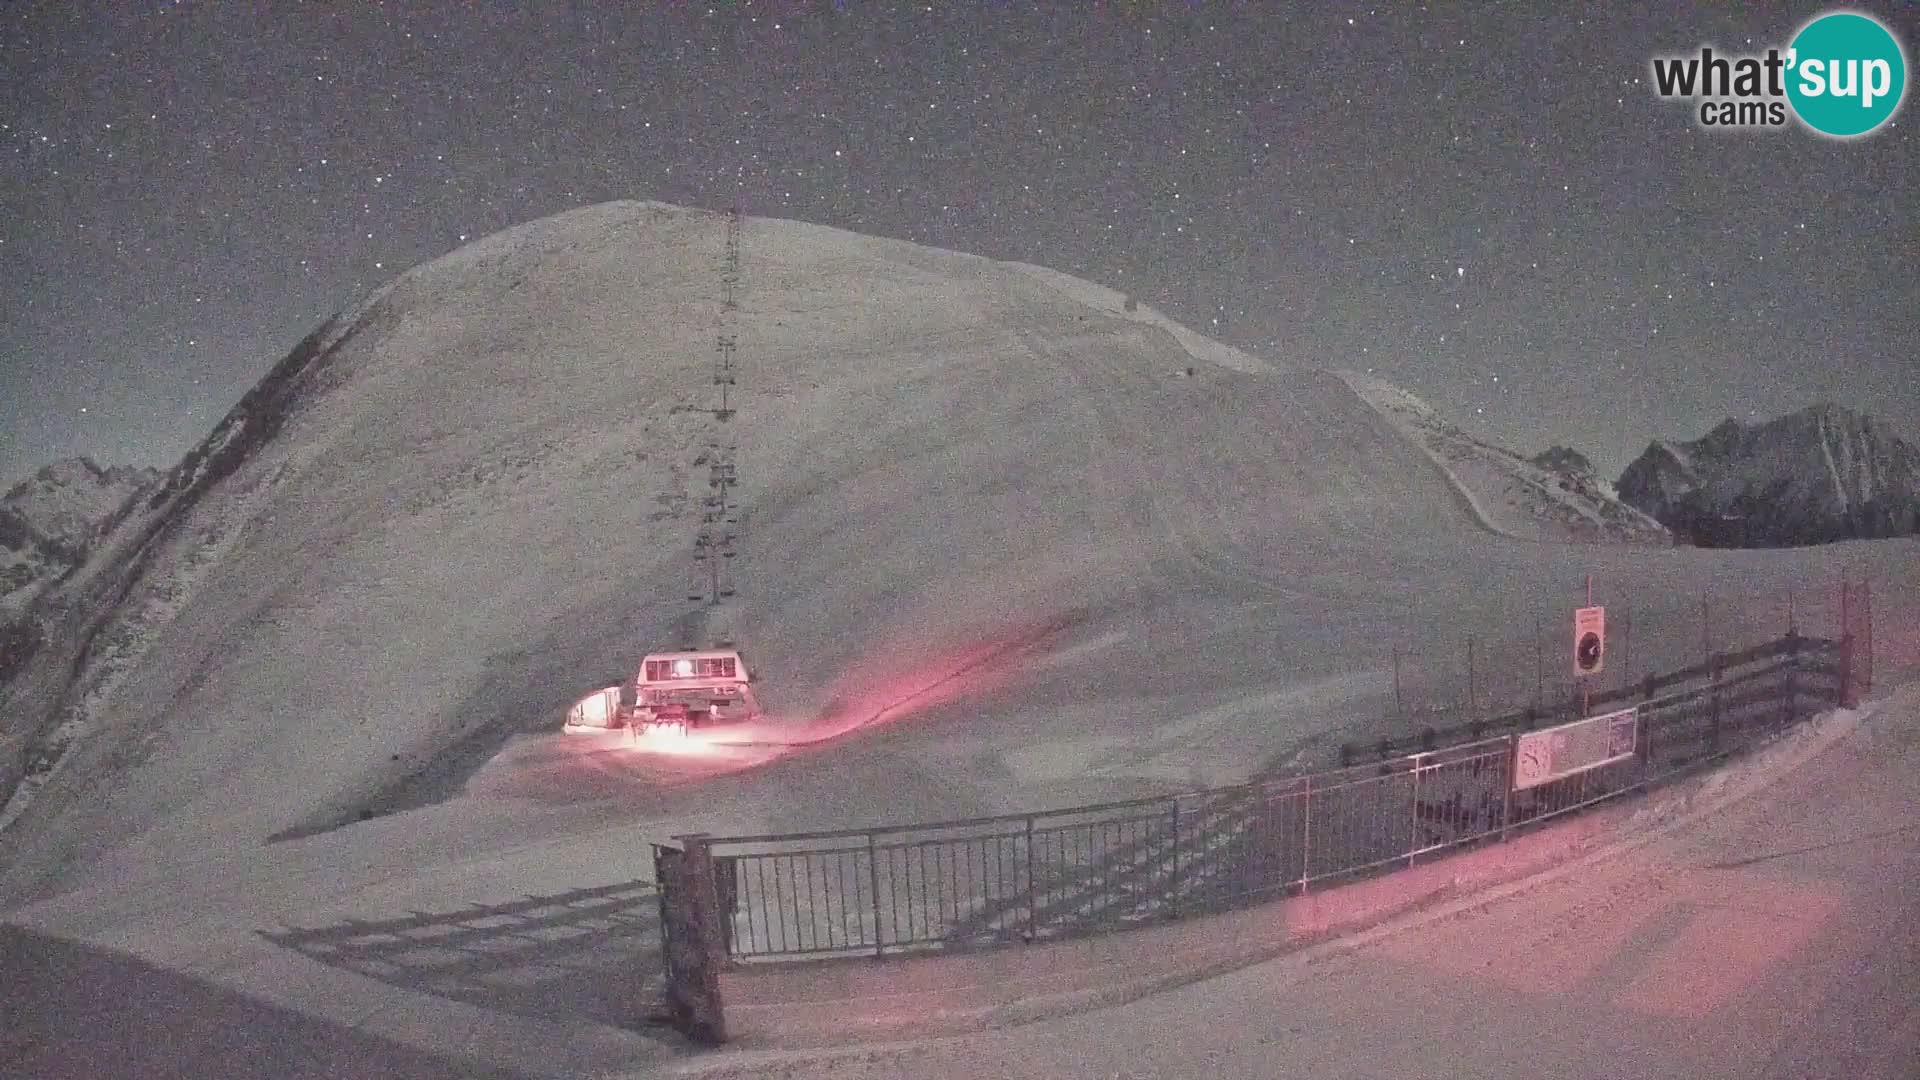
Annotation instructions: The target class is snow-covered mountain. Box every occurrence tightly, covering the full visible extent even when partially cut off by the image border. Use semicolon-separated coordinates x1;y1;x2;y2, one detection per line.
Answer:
3;204;1914;1078
1617;404;1920;547
4;201;1905;927
0;458;159;619
0;201;1503;897
1340;373;1670;545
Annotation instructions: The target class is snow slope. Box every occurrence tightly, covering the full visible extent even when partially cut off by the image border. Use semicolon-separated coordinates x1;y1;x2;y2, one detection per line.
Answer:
4;202;1911;906
0;201;1505;891
0;201;1915;1077
685;686;1920;1080
1342;371;1670;545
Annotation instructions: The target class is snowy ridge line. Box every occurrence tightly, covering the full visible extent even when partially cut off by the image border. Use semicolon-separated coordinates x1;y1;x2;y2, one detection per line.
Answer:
1334;371;1521;541
1338;369;1668;545
1004;262;1272;375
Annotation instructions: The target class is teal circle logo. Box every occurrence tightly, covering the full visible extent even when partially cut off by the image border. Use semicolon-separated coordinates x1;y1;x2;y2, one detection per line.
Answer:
1786;12;1907;137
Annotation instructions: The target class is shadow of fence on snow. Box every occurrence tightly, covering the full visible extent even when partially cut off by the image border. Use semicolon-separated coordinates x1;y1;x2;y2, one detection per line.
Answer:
261;879;665;1029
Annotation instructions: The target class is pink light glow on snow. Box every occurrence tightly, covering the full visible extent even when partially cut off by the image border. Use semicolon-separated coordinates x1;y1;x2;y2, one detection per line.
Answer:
809;614;1073;736
629;725;720;757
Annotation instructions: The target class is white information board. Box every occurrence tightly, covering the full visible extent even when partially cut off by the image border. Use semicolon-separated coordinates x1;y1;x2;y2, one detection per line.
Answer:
1513;707;1638;791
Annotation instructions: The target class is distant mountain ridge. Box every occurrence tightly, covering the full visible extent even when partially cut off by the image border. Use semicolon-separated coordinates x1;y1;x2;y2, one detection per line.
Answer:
1616;403;1920;547
1;458;160;614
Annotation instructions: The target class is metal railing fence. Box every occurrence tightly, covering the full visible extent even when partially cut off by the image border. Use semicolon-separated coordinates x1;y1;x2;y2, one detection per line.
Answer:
691;631;1848;962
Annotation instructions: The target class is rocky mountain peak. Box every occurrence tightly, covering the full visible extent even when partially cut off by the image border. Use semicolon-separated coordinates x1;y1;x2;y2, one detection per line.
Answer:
1616;405;1920;547
2;456;162;613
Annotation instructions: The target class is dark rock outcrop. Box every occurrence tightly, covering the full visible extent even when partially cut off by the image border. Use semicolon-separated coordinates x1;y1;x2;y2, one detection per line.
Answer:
1531;445;1595;478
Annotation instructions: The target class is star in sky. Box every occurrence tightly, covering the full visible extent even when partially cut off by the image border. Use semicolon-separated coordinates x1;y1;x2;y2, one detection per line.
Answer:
1;3;1914;486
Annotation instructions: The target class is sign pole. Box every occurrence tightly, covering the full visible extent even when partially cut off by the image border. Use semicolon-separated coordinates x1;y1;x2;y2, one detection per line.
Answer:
1534;612;1544;707
1392;643;1403;722
1466;636;1476;723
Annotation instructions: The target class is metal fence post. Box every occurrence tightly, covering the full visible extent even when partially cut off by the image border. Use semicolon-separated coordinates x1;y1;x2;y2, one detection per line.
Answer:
1466;638;1476;723
1500;734;1517;841
1299;773;1313;893
1024;814;1037;942
1168;796;1182;919
1409;758;1422;865
866;832;883;957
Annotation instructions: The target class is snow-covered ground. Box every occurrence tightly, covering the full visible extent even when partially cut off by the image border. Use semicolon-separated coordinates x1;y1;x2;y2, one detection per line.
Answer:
1340;370;1671;545
0;201;1915;1077
654;683;1920;1080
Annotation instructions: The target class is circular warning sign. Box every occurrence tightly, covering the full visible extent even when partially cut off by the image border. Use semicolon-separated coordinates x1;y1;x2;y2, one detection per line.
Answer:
1574;605;1606;676
1577;631;1603;673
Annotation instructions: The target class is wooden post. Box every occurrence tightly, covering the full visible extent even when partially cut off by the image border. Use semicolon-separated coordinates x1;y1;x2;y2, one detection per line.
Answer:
1641;672;1658;771
1783;629;1800;729
1864;578;1874;693
1466;637;1476;724
1620;607;1632;693
1836;571;1846;643
1703;592;1719;752
1393;643;1404;723
658;835;728;1044
1535;612;1544;707
1709;640;1723;752
1839;580;1858;708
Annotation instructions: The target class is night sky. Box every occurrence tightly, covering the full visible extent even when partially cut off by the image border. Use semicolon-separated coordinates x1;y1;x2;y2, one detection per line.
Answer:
3;2;1914;489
